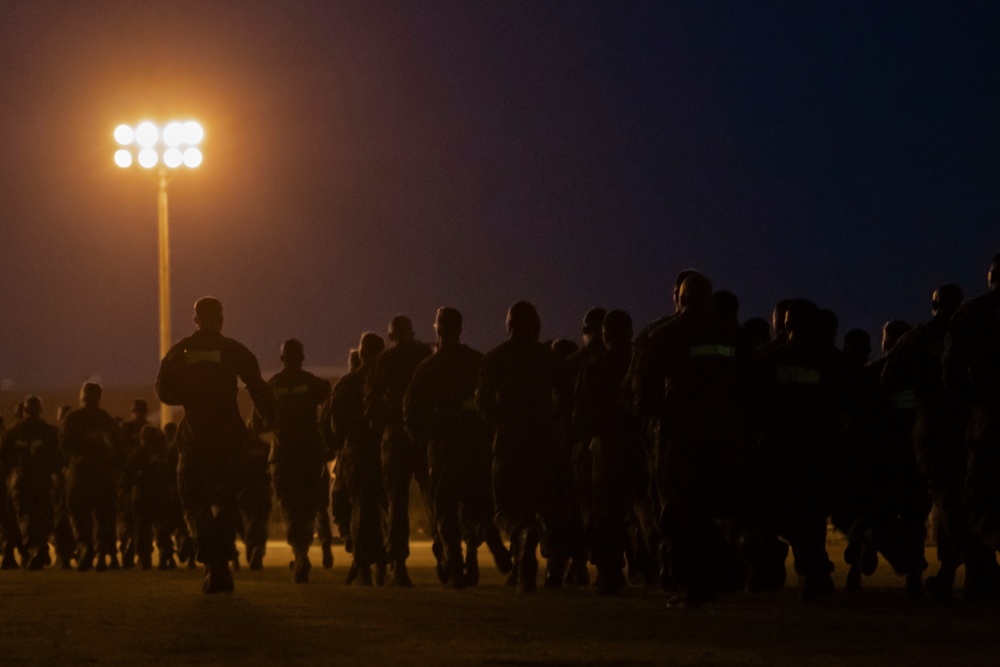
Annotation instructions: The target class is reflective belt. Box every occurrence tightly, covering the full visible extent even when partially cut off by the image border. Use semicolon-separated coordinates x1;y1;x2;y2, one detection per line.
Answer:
776;366;821;385
890;390;917;410
185;349;221;364
690;344;735;358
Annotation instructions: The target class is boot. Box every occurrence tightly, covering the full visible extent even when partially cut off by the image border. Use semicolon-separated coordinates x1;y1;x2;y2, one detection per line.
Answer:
353;563;373;587
845;562;862;593
76;545;95;572
345;562;359;586
293;551;311;584
321;541;334;569
177;536;193;564
388;560;413;588
464;546;480;587
485;531;513;574
108;552;121;570
57;554;74;570
375;562;387;586
138;554;153;570
248;547;264;571
595;567;627;596
95;552;108;572
159;553;178;570
0;548;19;570
202;560;234;594
26;548;48;571
121;543;135;570
518;528;539;593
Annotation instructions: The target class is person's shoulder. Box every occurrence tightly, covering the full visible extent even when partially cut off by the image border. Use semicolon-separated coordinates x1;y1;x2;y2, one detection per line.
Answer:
460;344;485;363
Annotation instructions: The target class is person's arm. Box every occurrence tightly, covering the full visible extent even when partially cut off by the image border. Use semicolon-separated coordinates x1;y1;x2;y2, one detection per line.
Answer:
236;343;276;425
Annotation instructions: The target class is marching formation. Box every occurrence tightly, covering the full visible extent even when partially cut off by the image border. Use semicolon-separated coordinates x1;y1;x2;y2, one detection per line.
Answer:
2;253;999;607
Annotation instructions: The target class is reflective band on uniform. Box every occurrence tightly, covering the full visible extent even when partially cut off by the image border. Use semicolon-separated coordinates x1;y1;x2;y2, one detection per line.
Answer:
185;349;222;365
690;344;735;358
775;366;821;384
274;387;289;396
291;384;309;395
890;390;917;410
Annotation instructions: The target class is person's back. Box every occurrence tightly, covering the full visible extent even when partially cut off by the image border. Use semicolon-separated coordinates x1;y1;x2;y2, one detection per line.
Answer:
60;404;124;477
1;410;60;487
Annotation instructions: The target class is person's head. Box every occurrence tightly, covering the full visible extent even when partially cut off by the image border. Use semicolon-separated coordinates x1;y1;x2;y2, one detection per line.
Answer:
506;301;541;341
22;396;42;419
713;290;739;322
741;317;771;350
815;309;839;347
581;308;607;346
358;332;385;367
14;402;24;420
194;297;223;333
882;320;912;356
434;307;463;345
988;252;1000;290
281;339;305;368
347;348;360;372
672;269;700;311
784;299;818;339
843;328;872;367
131;399;148;418
602;309;633;348
551;339;578;362
772;300;792;339
140;424;165;448
388;315;415;345
931;283;964;319
79;382;102;408
677;273;714;313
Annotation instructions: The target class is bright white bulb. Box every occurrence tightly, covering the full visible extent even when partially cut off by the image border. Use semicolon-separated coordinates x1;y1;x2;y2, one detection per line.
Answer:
114;149;133;168
135;122;159;148
163;122;184;147
138;147;159;168
182;121;203;145
182;147;202;168
114;125;134;145
163;147;183;168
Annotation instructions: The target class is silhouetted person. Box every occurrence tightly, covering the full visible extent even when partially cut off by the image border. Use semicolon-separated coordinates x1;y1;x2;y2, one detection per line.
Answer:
404;307;512;588
260;338;331;583
713;290;740;326
118;398;149;569
0;396;61;570
156;297;275;594
50;404;76;569
636;274;749;607
943;253;1000;598
558;308;606;587
477;301;567;591
327;348;361;570
815;309;840;349
59;382;126;572
330;332;387;586
574;310;655;595
238;424;272;571
122;425;174;570
365;315;432;587
754;299;848;601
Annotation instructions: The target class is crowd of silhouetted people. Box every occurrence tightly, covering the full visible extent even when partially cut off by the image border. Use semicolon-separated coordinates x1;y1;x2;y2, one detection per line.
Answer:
2;252;1000;605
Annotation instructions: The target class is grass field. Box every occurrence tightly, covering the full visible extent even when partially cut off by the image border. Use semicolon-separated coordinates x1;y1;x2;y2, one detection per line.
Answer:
1;536;998;666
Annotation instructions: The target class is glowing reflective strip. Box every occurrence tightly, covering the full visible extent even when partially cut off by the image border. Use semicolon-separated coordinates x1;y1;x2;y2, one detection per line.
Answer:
890;390;917;409
274;387;289;396
689;345;735;358
291;384;310;395
775;366;821;384
185;349;221;365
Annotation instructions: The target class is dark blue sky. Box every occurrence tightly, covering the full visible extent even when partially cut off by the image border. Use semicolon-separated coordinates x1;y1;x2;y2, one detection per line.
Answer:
1;1;999;390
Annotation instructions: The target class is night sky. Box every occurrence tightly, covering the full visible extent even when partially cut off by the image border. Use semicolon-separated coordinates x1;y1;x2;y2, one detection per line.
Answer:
2;1;999;391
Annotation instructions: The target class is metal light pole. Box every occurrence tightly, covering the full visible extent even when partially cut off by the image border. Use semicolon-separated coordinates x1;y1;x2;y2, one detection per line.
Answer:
114;121;203;427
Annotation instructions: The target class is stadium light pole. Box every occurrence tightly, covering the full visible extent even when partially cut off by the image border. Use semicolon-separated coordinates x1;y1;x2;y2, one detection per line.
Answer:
114;121;204;427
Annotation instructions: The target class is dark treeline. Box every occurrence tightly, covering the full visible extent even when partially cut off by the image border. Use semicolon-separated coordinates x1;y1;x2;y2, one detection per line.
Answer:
2;253;999;605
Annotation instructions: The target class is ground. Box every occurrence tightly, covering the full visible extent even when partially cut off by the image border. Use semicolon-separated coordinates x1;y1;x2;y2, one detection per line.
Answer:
1;537;998;666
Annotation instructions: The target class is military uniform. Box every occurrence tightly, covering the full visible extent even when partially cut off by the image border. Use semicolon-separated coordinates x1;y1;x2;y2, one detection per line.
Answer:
118;413;149;567
405;342;507;586
365;339;432;575
122;428;174;569
266;366;331;579
238;430;272;570
59;405;125;569
156;328;275;576
1;415;61;569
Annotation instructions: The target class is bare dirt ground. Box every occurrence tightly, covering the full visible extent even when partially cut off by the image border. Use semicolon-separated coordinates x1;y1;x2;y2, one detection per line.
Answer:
1;537;998;666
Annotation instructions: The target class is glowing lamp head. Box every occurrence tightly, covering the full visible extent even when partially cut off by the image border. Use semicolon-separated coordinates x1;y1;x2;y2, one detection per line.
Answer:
163;147;183;168
114;149;133;168
182;121;203;145
163;122;184;147
135;122;158;148
182;147;203;168
138;147;159;169
114;125;134;145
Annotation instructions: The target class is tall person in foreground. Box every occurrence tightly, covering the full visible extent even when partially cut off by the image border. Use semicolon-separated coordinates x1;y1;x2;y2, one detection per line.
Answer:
156;297;275;594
